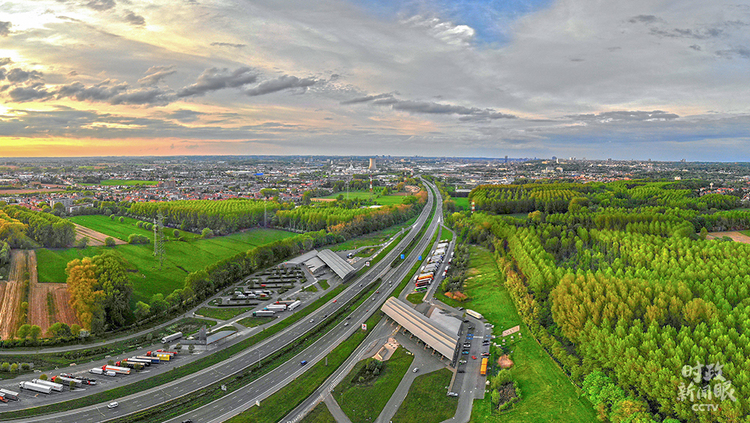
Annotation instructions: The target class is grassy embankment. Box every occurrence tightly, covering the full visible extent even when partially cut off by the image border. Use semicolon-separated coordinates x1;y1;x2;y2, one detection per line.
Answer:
392;368;457;423
300;403;336;423
457;247;597;423
336;347;414;422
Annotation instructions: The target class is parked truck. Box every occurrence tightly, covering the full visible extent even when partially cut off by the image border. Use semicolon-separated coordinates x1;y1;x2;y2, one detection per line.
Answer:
155;349;178;356
161;331;182;344
135;355;161;364
52;375;82;387
19;381;52;394
287;300;302;311
253;310;275;317
90;368;116;377
265;304;287;312
31;379;64;392
156;354;171;362
60;373;96;385
0;393;7;403
466;309;483;320
102;365;131;375
0;388;19;400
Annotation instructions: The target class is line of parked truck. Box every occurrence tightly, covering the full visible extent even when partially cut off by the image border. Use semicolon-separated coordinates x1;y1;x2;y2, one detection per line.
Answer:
413;241;452;292
5;349;180;400
252;299;302;317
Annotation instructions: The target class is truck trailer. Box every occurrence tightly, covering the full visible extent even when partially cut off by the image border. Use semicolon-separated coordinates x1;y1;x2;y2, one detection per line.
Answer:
89;368;117;377
287;300;302;311
102;365;131;375
19;381;52;394
155;349;178;356
135;355;161;364
161;332;182;344
253;310;275;317
60;373;96;385
31;379;64;392
52;375;83;387
265;304;287;312
466;309;483;320
0;388;19;400
156;354;171;362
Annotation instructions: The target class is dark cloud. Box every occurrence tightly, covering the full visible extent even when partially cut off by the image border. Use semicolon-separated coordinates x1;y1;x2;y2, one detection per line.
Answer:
569;110;680;122
176;67;257;97
340;93;395;105
124;11;146;27
56;80;129;101
109;88;172;105
85;0;116;11
210;42;246;48
6;68;43;83
628;15;659;24
167;109;205;123
716;47;750;59
9;83;51;102
0;58;11;66
244;75;317;97
0;22;11;37
689;44;702;51
137;65;176;86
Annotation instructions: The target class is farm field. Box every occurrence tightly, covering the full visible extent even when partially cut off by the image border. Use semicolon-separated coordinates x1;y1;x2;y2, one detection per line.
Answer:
36;225;298;304
460;247;597;423
68;215;192;242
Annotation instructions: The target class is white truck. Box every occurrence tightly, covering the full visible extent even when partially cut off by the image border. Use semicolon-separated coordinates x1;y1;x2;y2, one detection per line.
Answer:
19;381;52;394
288;300;302;311
90;368;116;377
31;379;63;392
161;332;182;344
266;304;287;312
0;388;19;400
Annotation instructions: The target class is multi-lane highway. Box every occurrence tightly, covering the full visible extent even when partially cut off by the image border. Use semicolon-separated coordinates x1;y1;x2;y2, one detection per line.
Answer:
9;180;441;423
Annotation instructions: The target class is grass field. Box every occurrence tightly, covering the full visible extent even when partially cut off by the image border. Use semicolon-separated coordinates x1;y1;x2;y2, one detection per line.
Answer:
314;190;414;206
37;221;298;304
459;247;597;423
337;347;414;423
318;280;330;290
300;403;336;423
331;216;417;252
237;316;275;328
392;368;457;423
405;293;423;304
440;225;454;242
453;197;470;211
196;307;255;320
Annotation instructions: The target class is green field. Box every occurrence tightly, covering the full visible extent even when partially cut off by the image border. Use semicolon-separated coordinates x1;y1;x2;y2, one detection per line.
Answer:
314;190;413;206
440;225;454;241
196;307;255;320
69;215;189;242
459;247;597;423
300;403;336;423
37;221;298;304
237;316;276;328
331;216;417;252
405;293;423;304
318;280;330;290
453;197;470;211
392;368;457;423
337;347;414;423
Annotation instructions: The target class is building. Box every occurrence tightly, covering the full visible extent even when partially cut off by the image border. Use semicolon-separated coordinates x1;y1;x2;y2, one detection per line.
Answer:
369;158;376;170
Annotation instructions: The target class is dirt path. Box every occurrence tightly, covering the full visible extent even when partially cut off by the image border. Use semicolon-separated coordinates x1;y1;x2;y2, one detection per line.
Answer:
706;231;750;243
73;223;126;246
0;251;24;340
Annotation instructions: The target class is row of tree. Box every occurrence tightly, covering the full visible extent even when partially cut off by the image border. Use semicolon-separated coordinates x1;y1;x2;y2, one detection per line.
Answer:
2;206;76;248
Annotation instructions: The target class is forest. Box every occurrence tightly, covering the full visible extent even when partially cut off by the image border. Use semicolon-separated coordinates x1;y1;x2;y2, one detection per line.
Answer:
2;206;76;248
449;182;748;423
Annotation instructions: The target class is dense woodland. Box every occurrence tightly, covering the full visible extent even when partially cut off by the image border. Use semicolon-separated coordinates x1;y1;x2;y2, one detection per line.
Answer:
449;181;748;423
2;206;76;248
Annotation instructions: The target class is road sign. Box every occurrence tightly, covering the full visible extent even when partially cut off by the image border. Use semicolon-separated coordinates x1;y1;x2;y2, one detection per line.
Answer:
418;255;422;260
400;254;405;260
361;324;367;331
365;261;370;266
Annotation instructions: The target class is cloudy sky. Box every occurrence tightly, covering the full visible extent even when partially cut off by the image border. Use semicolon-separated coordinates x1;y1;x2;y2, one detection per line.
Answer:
0;0;748;160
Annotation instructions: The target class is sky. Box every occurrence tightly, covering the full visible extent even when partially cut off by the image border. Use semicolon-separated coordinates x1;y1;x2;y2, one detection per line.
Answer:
0;0;749;160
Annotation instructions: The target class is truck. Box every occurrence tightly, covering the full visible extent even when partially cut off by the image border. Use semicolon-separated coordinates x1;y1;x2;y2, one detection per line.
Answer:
480;357;489;376
52;375;83;387
466;309;483;320
156;349;178;356
287;300;302;311
32;379;64;392
415;286;428;292
115;360;143;369
0;394;7;403
0;388;19;400
135;355;161;364
156;354;171;362
60;373;96;385
253;310;275;317
89;368;116;377
126;357;152;365
266;304;287;312
415;280;430;288
19;381;52;394
102;365;131;375
161;332;182;344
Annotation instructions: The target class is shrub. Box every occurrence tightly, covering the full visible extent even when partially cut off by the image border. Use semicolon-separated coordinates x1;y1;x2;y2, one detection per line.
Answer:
104;237;116;247
119;217;125;223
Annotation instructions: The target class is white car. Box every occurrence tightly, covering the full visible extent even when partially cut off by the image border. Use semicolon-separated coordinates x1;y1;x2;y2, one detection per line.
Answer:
107;402;119;409
413;368;419;373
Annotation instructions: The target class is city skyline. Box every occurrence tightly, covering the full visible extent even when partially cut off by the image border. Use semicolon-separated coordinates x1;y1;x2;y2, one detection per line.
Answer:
1;0;748;160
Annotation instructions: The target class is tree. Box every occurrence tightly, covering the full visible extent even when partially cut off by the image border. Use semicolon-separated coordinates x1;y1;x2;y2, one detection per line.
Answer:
40;373;48;380
74;237;89;248
134;301;150;320
10;363;18;373
70;324;81;337
110;214;116;220
47;322;72;338
0;363;8;372
21;363;30;370
29;325;42;341
149;293;168;316
104;237;116;247
118;217;125;223
172;230;180;239
16;324;31;339
69;380;76;389
301;191;312;205
699;227;708;240
201;228;214;239
188;344;195;354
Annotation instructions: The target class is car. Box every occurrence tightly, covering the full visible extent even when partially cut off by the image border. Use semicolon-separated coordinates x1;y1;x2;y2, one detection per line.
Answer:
482;352;490;357
346;316;351;320
463;319;469;323
447;392;459;397
457;370;465;373
468;326;475;330
376;290;380;294
333;299;337;303
310;319;314;323
463;343;471;347
372;297;376;301
413;368;419;373
182;420;193;423
458;307;464;311
107;402;119;409
344;322;349;326
459;360;467;364
301;360;308;365
462;351;469;355
472;355;477;360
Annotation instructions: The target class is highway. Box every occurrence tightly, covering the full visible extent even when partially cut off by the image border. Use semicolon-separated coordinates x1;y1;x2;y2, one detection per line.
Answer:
9;180;440;423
